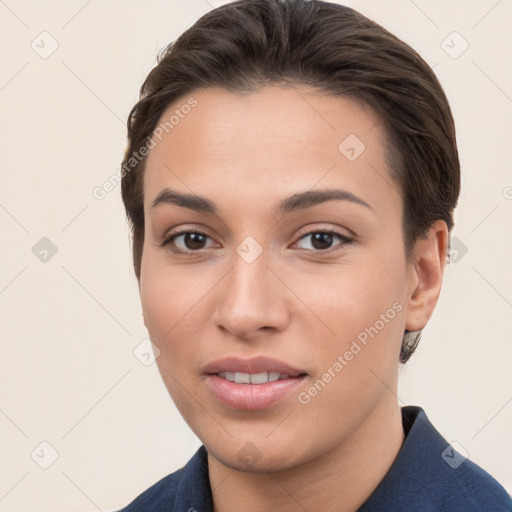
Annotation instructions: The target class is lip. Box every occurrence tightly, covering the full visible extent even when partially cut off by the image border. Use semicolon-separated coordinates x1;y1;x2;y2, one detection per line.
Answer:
203;356;308;410
203;356;306;377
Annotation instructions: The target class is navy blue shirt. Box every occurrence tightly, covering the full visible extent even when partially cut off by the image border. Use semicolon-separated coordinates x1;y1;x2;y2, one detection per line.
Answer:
118;406;512;511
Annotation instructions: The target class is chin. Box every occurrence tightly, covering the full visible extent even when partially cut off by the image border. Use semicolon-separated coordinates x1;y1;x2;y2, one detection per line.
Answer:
210;446;300;474
204;433;313;474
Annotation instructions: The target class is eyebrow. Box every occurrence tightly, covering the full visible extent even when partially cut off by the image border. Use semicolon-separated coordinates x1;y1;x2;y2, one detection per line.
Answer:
150;187;373;215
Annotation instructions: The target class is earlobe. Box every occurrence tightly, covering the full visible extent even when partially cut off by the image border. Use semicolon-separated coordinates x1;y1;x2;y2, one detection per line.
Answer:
405;220;448;332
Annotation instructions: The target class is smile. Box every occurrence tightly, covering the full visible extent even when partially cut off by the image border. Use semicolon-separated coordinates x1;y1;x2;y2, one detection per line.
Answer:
216;371;293;384
203;356;308;410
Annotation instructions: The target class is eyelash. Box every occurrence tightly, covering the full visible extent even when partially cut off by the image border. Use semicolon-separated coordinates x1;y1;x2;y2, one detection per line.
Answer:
160;228;354;255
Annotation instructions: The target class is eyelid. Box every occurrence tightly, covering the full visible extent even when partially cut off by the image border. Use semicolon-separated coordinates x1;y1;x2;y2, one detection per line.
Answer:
161;224;355;255
160;222;214;242
294;223;355;242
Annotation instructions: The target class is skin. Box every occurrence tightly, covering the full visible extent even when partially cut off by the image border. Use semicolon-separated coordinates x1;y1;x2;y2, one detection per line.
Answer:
139;85;448;512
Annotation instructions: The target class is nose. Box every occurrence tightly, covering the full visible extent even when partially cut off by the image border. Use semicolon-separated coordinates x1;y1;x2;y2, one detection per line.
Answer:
212;251;290;342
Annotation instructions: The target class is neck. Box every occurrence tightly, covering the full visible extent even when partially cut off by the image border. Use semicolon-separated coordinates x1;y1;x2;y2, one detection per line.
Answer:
208;396;405;512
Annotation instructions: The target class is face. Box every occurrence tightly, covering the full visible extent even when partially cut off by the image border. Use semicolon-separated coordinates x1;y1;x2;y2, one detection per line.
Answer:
139;85;416;472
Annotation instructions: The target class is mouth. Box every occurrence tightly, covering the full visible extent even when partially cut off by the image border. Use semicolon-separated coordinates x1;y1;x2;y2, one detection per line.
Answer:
216;371;303;384
203;356;308;410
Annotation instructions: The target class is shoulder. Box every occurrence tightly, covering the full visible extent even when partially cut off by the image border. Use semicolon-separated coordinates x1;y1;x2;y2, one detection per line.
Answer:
410;406;512;511
440;455;512;511
359;406;512;512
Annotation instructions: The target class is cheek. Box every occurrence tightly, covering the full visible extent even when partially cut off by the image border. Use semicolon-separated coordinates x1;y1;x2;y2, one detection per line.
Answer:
139;258;190;362
139;253;218;376
139;260;207;417
139;271;175;341
140;252;201;336
302;250;407;332
293;261;407;430
295;247;408;378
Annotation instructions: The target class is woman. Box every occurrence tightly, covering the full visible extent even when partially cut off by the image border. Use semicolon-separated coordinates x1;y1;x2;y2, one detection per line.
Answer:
117;0;512;510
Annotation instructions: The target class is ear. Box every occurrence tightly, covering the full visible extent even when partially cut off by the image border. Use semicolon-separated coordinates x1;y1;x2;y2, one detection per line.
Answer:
405;220;448;332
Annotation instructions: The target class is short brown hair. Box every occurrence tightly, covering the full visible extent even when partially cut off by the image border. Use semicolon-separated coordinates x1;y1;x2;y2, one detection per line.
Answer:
120;0;460;363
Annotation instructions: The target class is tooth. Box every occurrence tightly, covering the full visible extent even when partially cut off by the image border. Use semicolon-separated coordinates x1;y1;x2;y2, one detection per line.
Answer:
224;372;235;382
280;374;289;379
250;372;269;384
218;372;226;379
268;372;280;382
234;372;251;384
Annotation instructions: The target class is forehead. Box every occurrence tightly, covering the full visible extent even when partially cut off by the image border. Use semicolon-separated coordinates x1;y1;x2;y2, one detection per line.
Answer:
143;86;398;216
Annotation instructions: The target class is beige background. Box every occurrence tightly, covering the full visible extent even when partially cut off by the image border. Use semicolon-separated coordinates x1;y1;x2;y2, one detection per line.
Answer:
0;0;511;510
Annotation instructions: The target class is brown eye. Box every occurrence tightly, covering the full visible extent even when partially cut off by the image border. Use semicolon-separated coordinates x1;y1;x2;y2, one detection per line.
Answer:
161;231;214;252
180;233;208;250
295;231;354;252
